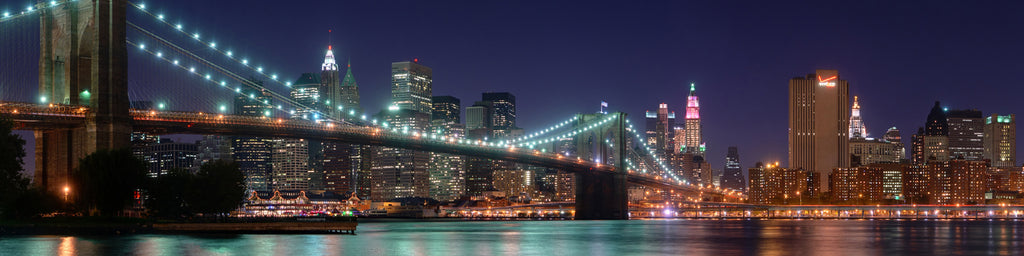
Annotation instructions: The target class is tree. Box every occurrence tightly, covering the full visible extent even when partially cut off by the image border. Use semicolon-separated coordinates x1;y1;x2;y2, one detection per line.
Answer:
74;148;147;217
145;168;194;219
0;117;30;218
189;160;245;215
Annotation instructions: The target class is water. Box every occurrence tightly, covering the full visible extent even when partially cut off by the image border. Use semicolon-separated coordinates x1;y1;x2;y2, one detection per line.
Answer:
2;219;1023;255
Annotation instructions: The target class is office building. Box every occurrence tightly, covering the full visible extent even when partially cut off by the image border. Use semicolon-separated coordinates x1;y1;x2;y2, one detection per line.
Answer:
482;92;516;138
947;109;984;160
233;84;274;192
683;83;703;154
645;103;676;154
788;69;850;191
721;146;745;192
371;109;431;201
391;60;433;114
984;114;1016;167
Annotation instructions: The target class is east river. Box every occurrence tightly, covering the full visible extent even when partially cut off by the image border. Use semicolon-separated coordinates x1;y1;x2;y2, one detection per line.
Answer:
2;219;1023;255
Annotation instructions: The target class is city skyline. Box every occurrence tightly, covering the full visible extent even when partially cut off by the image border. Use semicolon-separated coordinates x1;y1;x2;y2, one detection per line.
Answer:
3;0;1024;174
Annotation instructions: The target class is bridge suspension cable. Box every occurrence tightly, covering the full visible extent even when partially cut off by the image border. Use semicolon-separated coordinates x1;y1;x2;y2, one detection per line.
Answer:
127;1;294;89
126;22;326;119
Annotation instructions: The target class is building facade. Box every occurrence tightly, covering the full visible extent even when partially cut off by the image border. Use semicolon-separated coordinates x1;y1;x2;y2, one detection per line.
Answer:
984;114;1016;167
947;109;984;161
721;146;745;192
788;69;850;192
391;60;433;114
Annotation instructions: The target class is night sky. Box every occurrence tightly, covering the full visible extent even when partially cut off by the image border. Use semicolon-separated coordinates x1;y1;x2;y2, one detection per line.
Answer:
3;0;1024;178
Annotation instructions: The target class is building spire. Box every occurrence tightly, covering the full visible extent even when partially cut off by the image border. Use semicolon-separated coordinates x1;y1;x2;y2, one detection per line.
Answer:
321;45;337;71
849;95;866;138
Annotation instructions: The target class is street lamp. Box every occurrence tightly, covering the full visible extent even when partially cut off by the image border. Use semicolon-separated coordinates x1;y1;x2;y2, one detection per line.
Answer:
63;185;69;202
796;191;801;205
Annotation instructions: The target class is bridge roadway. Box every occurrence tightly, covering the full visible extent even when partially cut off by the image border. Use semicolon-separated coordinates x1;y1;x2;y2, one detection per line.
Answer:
0;102;744;201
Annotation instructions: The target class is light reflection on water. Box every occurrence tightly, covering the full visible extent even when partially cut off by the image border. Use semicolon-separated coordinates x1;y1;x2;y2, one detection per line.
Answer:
1;219;1022;255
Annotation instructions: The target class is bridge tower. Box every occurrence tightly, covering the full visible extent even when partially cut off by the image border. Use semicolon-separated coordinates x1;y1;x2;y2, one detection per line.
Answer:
35;0;131;194
573;112;629;220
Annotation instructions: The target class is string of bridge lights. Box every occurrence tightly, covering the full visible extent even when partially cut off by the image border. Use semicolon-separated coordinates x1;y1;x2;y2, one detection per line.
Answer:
126;21;388;127
515;115;618;148
512;116;579;143
126;2;294;88
129;37;389;128
1;1;68;24
127;39;284;116
624;119;686;184
128;20;344;122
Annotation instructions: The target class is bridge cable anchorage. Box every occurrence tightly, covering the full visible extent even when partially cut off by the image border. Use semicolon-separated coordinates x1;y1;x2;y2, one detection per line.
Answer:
126;23;363;125
126;1;291;88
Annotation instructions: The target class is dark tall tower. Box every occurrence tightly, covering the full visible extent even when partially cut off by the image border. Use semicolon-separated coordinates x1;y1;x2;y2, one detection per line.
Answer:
431;96;461;124
947;109;984;160
36;0;131;194
922;102;950;162
339;60;361;113
926;101;949;136
482;92;516;138
721;146;744;192
788;69;850;191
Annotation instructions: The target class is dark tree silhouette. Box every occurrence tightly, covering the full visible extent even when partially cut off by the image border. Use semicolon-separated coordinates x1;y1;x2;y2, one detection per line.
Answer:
190;160;245;215
74;148;147;217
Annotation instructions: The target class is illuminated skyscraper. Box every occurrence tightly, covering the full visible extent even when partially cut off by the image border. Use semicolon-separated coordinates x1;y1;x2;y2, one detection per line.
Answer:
291;73;322;120
233;82;274;193
683;83;703;153
429;96;466;202
947;109;984;161
849;96;866;139
320;46;341;119
788;69;850;191
371;109;431;201
984;114;1016;167
482;92;516;139
391;60;433;114
644;103;676;154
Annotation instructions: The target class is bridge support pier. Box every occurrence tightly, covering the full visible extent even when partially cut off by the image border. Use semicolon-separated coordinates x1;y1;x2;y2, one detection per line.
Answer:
35;0;131;194
573;112;629;220
574;171;629;220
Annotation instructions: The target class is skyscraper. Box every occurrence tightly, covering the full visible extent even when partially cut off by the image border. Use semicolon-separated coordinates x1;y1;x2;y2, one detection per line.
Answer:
146;141;198;178
922;102;950;163
644;103;676;154
849;96;866;139
322;49;362;196
683;83;702;154
947;109;984;160
882;127;906;161
465;101;492;138
788;69;850;191
984;114;1016;167
233;83;274;193
339;60;361;113
721;146;745;192
482;92;516;139
431;96;461;124
391;60;433;114
271;138;310;192
291;73;322;120
320;45;341;119
429;96;466;202
371;109;431;201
